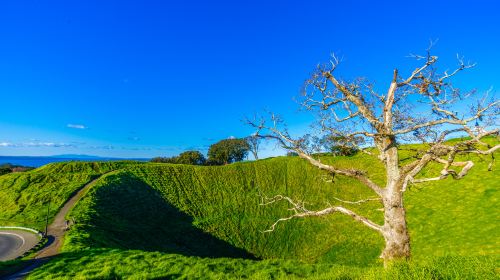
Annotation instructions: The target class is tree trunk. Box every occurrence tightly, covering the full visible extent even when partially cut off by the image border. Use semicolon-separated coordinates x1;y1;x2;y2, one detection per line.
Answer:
252;151;259;160
380;136;411;263
380;189;411;263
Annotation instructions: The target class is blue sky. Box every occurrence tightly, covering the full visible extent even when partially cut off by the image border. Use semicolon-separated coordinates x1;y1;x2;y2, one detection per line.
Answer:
0;0;499;158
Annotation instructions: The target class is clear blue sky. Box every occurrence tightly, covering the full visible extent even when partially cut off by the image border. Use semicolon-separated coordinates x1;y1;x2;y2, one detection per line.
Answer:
1;0;499;158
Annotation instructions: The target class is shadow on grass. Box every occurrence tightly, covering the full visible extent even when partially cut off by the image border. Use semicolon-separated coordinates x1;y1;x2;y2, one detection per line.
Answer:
0;255;54;279
17;249;257;280
67;173;255;259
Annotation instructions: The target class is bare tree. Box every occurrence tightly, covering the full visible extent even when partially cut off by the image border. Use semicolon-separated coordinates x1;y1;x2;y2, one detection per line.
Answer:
248;46;499;263
246;134;261;160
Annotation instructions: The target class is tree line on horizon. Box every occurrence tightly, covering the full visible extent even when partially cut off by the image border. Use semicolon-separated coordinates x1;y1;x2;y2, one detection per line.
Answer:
151;137;256;166
0;163;34;176
151;134;362;166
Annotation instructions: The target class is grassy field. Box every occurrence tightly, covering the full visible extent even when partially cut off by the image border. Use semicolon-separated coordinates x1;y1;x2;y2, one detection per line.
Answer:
0;143;498;279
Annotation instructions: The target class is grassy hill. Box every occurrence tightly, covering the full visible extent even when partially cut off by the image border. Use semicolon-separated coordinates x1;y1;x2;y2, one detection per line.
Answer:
61;158;384;265
0;146;498;279
0;161;139;229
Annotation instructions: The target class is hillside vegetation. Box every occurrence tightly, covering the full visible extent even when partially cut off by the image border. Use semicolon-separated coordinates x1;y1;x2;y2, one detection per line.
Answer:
65;153;499;264
0;143;498;279
61;156;386;265
0;161;138;229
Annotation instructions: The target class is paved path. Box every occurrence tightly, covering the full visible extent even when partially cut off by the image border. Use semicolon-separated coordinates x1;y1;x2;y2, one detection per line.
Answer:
3;175;104;280
0;230;39;261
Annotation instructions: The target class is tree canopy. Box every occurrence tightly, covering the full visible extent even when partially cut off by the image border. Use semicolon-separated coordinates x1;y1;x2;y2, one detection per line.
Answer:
207;138;250;165
176;151;206;165
151;150;206;165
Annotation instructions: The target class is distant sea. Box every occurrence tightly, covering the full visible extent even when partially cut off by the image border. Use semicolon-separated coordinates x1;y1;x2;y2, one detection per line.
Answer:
0;156;149;168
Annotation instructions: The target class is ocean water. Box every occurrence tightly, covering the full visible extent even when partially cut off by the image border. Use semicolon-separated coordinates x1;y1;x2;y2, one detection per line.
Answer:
0;156;148;168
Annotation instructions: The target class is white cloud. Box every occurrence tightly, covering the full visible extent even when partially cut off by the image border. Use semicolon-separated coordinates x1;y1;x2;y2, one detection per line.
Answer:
67;124;87;129
0;141;76;148
0;142;14;147
24;142;76;148
88;145;115;150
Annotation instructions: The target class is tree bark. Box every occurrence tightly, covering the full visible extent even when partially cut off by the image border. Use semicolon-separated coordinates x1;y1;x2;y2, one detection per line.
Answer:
380;136;411;263
380;190;411;262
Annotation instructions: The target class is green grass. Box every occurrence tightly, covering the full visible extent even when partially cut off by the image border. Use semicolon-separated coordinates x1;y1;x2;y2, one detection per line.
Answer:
63;171;252;259
0;142;498;279
62;154;497;264
62;156;386;265
0;161;141;230
25;250;498;279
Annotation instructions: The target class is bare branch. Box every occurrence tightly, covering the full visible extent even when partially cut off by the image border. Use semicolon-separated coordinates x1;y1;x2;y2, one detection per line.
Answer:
439;54;476;82
331;196;381;205
411;159;474;183
259;195;383;233
459;144;500;155
320;62;383;130
383;69;399;127
397;55;438;87
393;100;499;135
296;152;385;196
401;129;499;192
247;115;385;197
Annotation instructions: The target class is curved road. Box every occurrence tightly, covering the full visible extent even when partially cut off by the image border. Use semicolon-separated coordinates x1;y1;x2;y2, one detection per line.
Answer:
0;230;39;261
4;175;105;280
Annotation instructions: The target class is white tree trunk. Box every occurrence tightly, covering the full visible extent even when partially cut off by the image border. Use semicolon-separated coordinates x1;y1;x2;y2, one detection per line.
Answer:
380;137;411;262
381;190;411;261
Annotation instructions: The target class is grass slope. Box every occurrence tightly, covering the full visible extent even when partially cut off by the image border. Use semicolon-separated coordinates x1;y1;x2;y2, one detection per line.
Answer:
63;171;252;259
62;153;498;264
58;156;385;265
0;143;498;279
0;161;140;230
27;250;498;279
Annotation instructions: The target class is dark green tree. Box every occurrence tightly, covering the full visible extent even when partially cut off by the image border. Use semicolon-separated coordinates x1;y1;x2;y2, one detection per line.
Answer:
176;150;206;165
321;135;362;156
207;138;250;165
0;167;12;176
151;150;206;165
151;156;177;163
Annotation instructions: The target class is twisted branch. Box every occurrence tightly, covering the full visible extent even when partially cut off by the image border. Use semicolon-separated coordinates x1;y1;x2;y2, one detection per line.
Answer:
259;195;383;233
